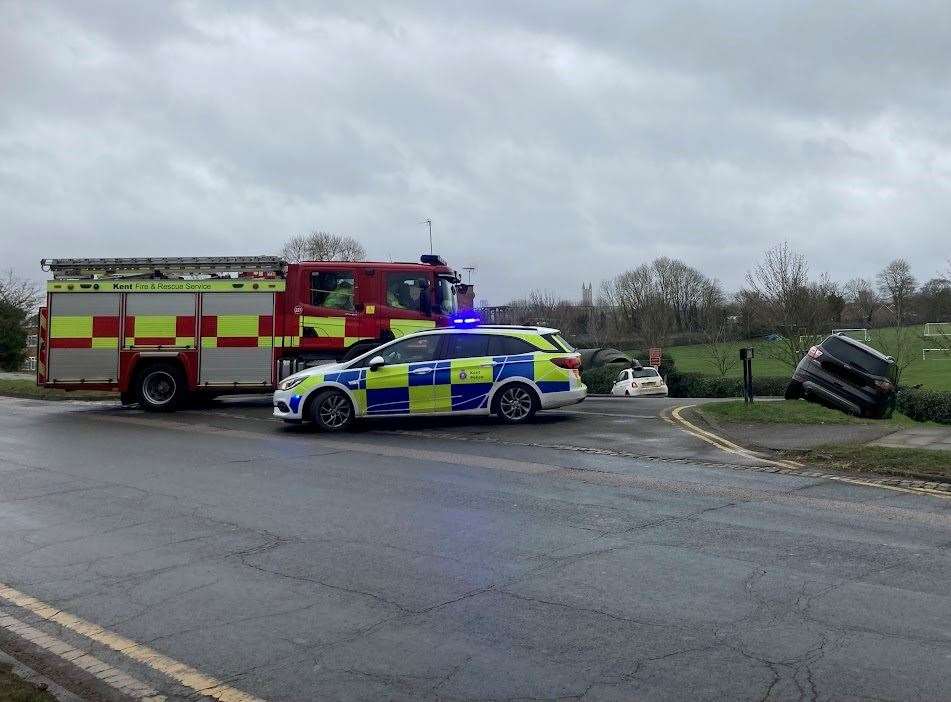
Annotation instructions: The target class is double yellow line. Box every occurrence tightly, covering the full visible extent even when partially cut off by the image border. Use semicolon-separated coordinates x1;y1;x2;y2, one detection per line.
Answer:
667;404;805;470
0;581;265;702
666;404;951;499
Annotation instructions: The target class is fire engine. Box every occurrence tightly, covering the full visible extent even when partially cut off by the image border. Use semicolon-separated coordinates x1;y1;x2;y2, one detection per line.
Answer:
36;255;473;411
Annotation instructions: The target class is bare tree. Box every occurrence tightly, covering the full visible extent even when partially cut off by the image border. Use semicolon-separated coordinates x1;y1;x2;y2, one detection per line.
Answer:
697;280;738;376
843;277;880;328
279;231;366;262
876;259;917;326
917;277;951;324
933;260;951;355
0;269;42;315
603;264;673;348
871;259;919;382
744;243;841;368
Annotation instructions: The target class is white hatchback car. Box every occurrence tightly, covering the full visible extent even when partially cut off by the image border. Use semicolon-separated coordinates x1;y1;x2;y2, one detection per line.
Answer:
610;366;668;397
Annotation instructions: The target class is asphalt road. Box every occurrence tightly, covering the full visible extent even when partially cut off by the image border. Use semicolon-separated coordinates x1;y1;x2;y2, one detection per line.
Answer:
0;395;949;701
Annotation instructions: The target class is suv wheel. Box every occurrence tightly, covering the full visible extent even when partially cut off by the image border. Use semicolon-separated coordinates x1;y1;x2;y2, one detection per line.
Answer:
311;389;354;432
493;383;539;424
784;380;803;400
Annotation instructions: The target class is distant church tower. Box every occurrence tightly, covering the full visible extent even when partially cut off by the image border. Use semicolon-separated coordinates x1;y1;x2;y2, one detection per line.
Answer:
581;282;593;307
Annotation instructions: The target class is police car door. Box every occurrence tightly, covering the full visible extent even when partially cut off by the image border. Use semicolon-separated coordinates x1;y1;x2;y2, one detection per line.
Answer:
365;334;441;414
436;333;494;413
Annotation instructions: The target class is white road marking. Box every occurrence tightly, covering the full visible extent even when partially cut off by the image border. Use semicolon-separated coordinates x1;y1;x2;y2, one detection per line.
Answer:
551;409;660;419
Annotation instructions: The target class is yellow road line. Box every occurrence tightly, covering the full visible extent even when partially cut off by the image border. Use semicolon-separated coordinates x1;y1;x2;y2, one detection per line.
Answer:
667;404;951;499
0;611;165;701
0;581;266;702
668;404;800;469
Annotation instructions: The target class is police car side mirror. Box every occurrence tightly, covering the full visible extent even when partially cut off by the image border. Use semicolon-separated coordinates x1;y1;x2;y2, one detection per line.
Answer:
368;355;386;371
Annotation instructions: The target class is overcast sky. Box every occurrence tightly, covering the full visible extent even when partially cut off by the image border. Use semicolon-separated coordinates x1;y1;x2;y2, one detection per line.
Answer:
2;1;950;303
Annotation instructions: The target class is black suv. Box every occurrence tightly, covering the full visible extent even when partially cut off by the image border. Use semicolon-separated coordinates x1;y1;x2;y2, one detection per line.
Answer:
786;334;897;418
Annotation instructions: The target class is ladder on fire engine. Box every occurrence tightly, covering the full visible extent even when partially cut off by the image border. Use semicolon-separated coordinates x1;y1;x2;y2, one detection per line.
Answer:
41;256;286;280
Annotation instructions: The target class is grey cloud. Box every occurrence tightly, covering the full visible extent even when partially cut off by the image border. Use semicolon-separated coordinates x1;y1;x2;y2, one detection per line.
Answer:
2;1;950;302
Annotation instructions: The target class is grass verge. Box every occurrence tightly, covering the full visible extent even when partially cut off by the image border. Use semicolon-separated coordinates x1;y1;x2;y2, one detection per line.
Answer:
698;399;920;426
696;400;950;482
779;445;951;482
0;661;59;702
0;379;116;402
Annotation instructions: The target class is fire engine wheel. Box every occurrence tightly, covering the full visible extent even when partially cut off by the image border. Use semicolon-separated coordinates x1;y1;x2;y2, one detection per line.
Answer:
136;363;184;412
492;383;539;424
311;390;354;432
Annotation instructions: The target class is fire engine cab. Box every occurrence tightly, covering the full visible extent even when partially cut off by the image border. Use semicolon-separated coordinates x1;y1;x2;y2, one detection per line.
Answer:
36;255;472;411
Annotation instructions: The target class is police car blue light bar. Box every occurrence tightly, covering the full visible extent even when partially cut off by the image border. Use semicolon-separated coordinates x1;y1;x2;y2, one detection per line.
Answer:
452;314;481;328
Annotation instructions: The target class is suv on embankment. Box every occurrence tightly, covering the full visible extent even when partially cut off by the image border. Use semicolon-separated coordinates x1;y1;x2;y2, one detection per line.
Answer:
786;334;897;418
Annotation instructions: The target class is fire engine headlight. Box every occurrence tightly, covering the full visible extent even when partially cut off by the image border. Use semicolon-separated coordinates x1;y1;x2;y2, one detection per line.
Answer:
278;376;306;391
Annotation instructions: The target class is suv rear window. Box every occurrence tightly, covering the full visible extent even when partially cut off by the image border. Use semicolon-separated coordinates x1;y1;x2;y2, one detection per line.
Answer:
821;336;893;378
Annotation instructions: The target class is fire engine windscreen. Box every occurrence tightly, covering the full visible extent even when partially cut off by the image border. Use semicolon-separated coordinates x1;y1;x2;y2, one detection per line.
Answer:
437;278;457;315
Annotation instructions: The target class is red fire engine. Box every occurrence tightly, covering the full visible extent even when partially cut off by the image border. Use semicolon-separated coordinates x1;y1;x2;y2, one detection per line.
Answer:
36;255;473;411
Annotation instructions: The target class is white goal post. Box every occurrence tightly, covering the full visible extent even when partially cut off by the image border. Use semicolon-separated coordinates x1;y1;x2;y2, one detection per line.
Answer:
923;322;951;337
923;348;951;361
832;328;870;342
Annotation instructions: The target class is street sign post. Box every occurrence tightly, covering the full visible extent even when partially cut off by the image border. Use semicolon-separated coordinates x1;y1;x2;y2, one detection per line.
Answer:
739;347;754;404
649;347;662;368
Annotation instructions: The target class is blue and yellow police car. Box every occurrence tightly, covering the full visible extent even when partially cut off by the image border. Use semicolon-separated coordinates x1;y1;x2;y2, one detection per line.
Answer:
273;322;586;431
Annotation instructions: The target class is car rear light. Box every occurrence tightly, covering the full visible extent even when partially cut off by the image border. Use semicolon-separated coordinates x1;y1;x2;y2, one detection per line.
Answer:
551;356;581;369
807;346;823;360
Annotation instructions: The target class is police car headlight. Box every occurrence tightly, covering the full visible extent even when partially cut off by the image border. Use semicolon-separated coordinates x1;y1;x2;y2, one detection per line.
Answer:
278;376;306;391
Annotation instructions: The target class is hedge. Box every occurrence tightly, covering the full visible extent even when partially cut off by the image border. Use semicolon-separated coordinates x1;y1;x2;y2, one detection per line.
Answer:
580;365;623;394
580;357;790;398
666;372;790;398
896;388;951;424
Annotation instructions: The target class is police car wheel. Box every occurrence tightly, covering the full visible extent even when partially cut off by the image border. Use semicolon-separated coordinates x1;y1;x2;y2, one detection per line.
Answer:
312;390;354;432
493;383;538;424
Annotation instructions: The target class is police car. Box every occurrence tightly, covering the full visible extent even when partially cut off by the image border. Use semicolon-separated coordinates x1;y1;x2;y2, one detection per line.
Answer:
273;323;586;431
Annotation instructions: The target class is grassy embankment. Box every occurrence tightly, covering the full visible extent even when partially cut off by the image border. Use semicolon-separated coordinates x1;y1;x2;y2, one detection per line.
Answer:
699;399;951;481
698;399;920;426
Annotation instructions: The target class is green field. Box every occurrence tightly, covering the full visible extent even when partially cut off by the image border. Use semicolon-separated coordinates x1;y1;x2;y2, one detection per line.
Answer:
662;327;951;391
